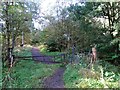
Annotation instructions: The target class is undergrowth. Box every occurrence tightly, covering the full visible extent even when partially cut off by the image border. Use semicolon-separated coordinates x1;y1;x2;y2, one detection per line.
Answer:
0;58;2;89
63;59;120;88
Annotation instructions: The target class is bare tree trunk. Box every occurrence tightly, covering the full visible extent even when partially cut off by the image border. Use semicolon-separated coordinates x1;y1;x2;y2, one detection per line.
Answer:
5;2;11;67
1;25;7;65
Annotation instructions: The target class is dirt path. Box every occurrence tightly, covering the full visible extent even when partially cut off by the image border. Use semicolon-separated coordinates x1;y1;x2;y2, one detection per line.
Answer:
43;67;66;88
32;47;61;64
31;47;66;88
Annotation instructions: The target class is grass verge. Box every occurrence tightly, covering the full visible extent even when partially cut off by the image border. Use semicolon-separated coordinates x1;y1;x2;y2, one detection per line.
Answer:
63;60;120;88
2;46;60;88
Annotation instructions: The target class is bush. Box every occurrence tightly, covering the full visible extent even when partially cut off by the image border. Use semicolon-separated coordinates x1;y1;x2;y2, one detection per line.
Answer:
38;44;48;52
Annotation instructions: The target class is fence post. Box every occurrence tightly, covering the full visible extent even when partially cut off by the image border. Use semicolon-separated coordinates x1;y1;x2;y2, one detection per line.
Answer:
43;56;45;61
54;56;55;62
64;54;66;63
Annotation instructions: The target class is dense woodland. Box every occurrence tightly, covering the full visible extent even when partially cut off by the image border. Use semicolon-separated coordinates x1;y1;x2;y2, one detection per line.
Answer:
0;1;120;88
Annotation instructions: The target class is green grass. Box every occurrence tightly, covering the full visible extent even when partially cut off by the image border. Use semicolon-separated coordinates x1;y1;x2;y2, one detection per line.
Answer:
2;60;60;88
3;46;120;88
41;51;62;56
41;51;64;62
2;47;61;88
13;46;32;57
63;60;120;88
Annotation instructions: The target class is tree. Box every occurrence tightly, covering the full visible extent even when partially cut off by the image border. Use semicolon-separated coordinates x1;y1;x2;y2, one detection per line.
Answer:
41;2;120;64
67;2;120;64
1;1;34;67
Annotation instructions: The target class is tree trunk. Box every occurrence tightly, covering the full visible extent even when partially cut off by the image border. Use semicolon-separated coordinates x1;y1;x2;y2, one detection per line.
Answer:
11;32;15;52
5;2;11;67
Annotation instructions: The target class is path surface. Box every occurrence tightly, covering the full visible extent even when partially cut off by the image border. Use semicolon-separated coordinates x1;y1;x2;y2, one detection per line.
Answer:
32;47;60;64
43;67;65;88
31;47;66;88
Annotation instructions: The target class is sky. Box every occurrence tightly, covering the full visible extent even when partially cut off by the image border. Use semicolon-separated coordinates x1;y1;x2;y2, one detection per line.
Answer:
0;0;80;30
40;0;79;15
33;0;80;29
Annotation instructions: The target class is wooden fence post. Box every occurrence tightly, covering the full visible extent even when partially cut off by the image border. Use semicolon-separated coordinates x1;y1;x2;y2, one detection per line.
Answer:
54;56;55;62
